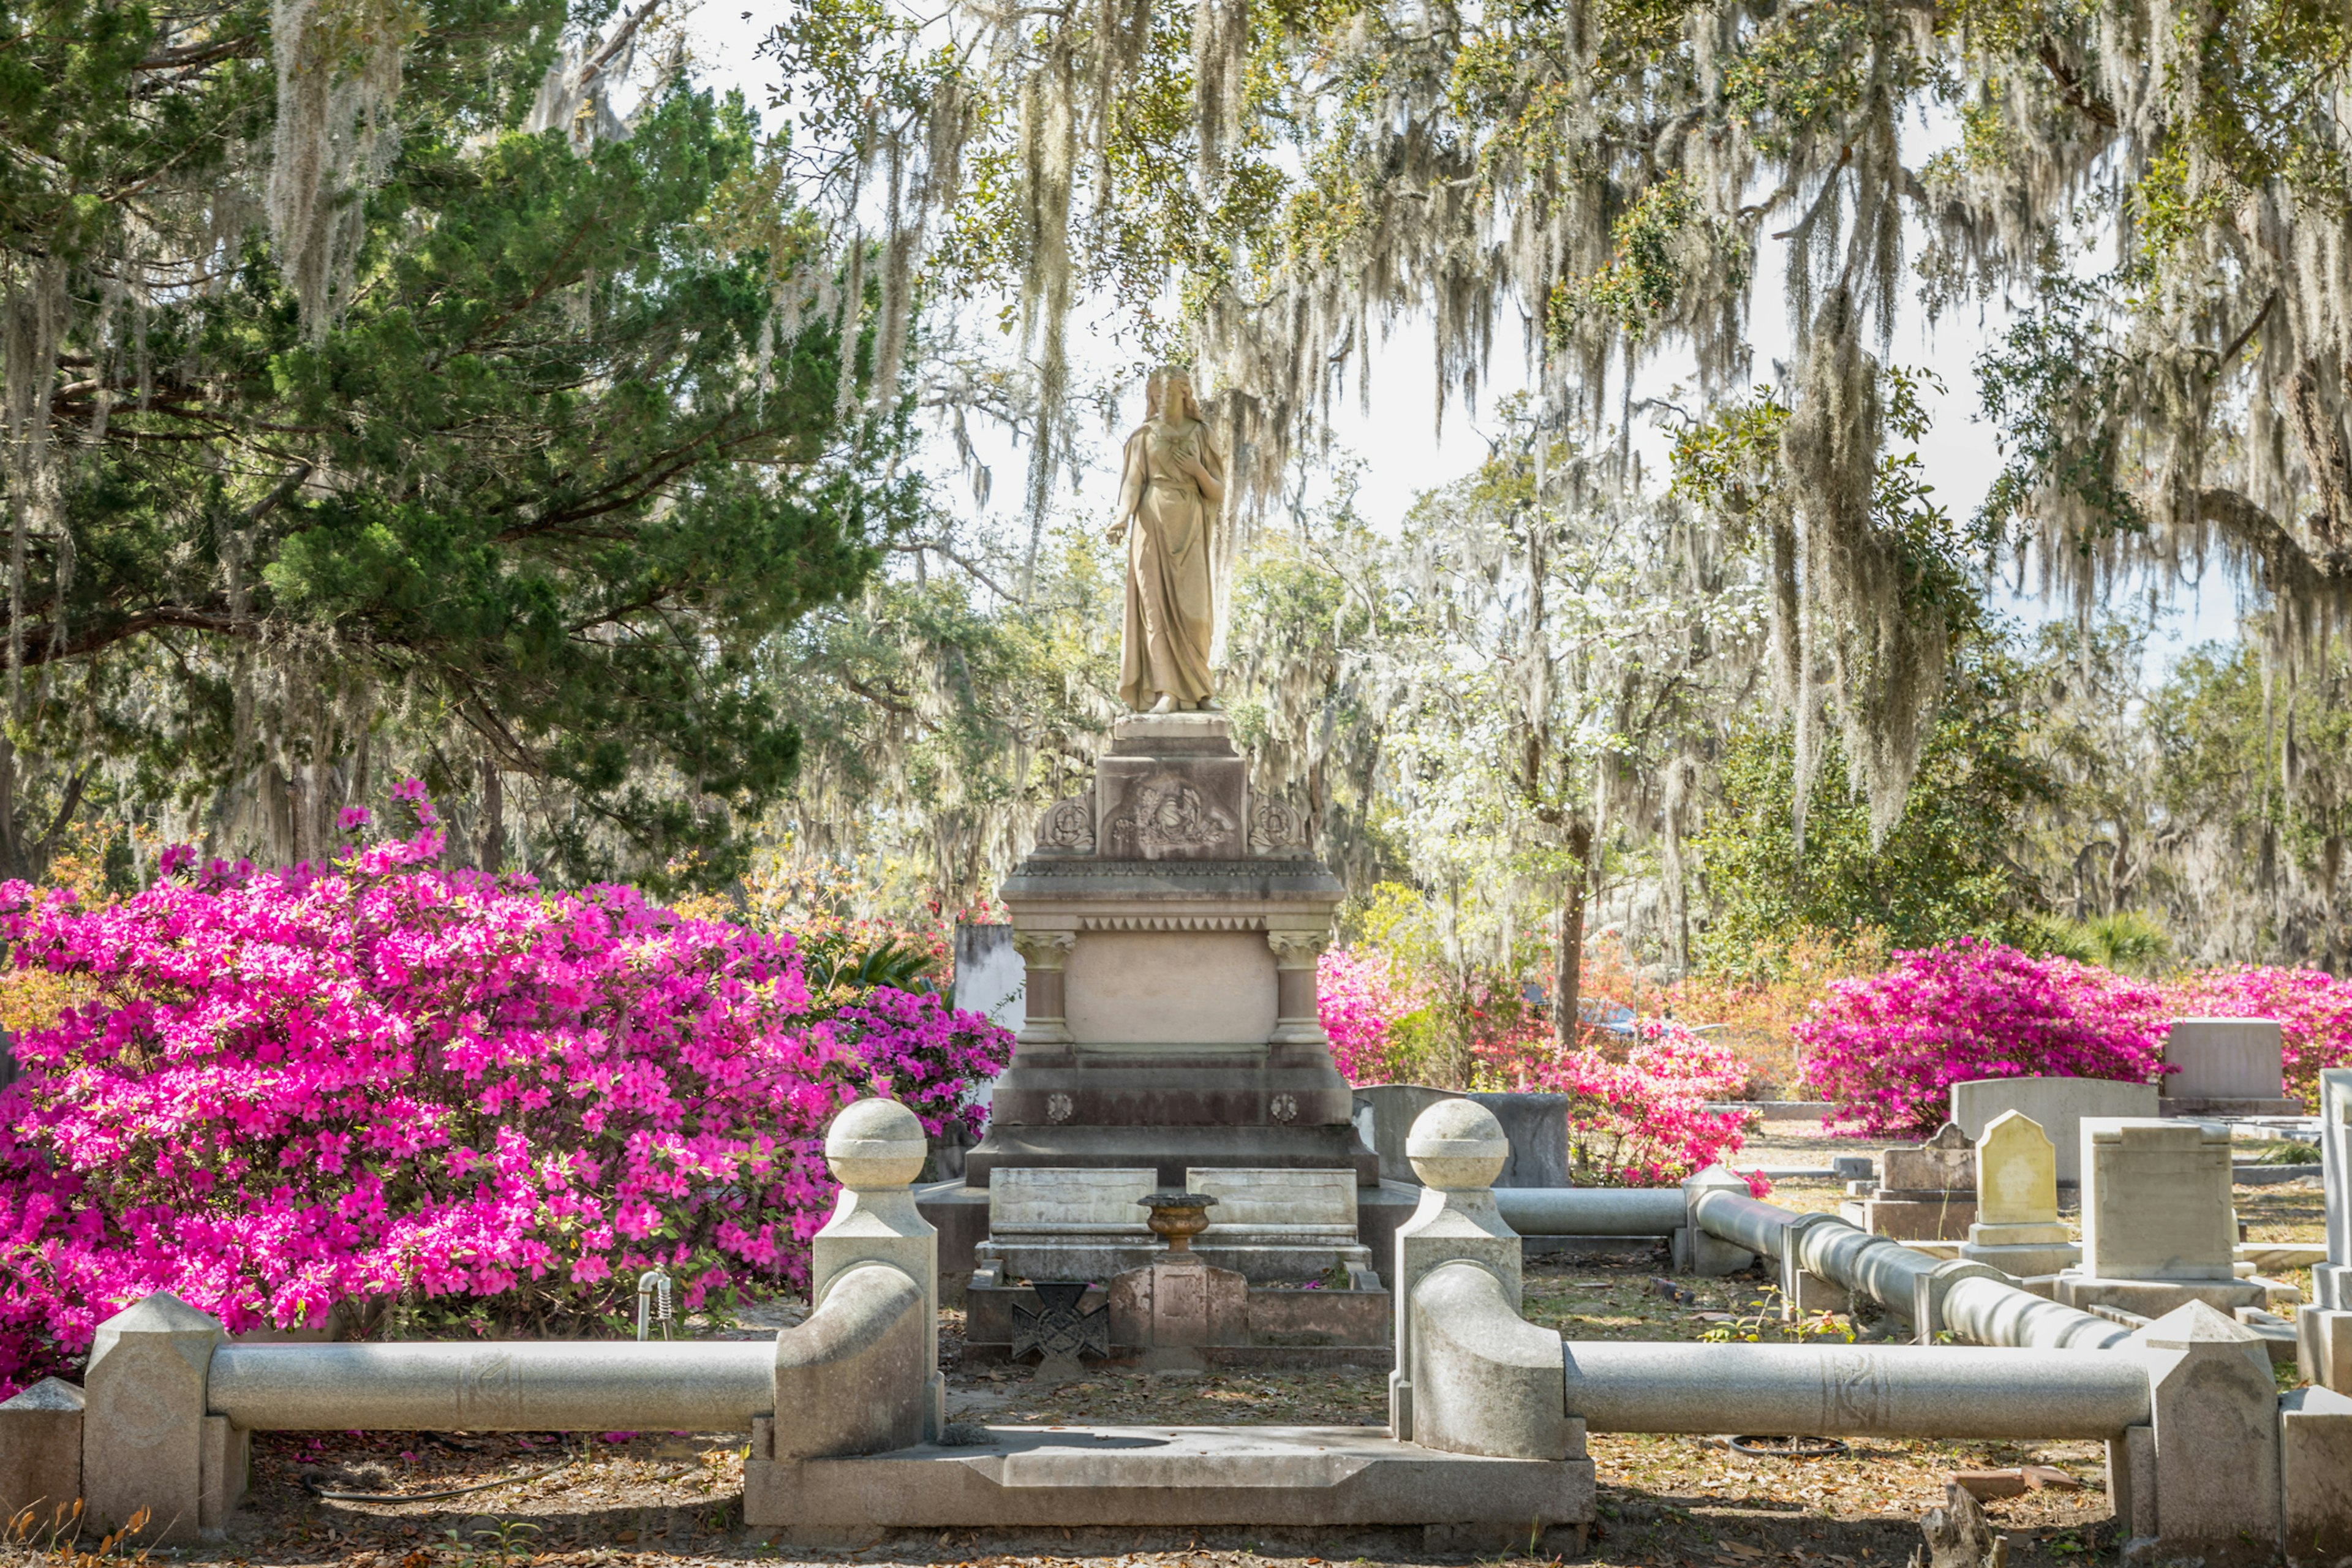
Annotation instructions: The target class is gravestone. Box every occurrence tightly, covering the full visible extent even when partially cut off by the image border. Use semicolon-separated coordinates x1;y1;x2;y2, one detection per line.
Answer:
2302;1066;2352;1390
961;712;1369;1189
0;1378;83;1526
2055;1118;2263;1317
973;1167;1157;1282
1352;1087;1571;1188
2162;1018;2299;1115
1186;1167;1375;1283
1958;1110;2078;1278
1950;1076;2160;1186
1106;1254;1247;1372
2318;1067;2352;1311
81;1292;223;1544
1842;1121;1976;1241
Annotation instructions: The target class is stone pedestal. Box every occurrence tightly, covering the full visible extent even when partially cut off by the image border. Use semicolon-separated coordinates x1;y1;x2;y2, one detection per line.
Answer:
2129;1303;2282;1567
960;712;1372;1190
1841;1122;1977;1242
972;1166;1375;1283
1107;1256;1247;1371
81;1292;230;1544
2315;1068;2352;1311
2056;1118;2265;1318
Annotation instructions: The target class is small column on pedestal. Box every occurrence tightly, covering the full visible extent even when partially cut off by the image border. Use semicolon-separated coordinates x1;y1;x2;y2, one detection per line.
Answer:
1266;930;1328;1045
1012;930;1077;1046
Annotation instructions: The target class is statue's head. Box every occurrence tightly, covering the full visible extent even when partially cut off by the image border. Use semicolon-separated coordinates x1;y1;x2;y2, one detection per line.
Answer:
1151;366;1200;423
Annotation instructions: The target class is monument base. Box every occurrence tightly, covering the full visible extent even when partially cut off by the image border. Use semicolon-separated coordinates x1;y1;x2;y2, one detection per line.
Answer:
1960;1242;2081;1278
2051;1273;2268;1317
964;1119;1379;1189
962;1275;1392;1369
916;1180;1419;1289
1840;1195;1977;1241
2160;1096;2305;1118
741;1424;1594;1547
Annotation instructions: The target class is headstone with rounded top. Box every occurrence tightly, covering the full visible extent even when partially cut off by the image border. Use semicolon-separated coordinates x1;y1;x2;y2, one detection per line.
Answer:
1958;1110;2078;1278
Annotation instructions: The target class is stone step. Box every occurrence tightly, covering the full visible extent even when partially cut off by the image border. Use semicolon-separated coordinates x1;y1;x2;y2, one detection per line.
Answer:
742;1423;1593;1548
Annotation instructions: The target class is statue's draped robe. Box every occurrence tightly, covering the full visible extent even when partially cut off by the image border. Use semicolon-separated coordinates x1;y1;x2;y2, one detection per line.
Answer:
1114;417;1222;709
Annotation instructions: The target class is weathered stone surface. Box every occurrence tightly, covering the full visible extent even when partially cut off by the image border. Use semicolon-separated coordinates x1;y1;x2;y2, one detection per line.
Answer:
197;1415;247;1532
1882;1122;1975;1196
1095;715;1249;862
739;1424;1596;1541
1843;1196;1977;1242
2131;1302;2284;1566
1188;1167;1355;1231
81;1292;220;1544
2107;1425;2156;1551
1950;1077;2159;1186
2079;1118;2237;1281
814;1098;943;1440
1410;1263;1577;1461
2052;1273;2267;1319
1107;1257;1246;1370
1961;1114;2078;1275
1465;1094;1572;1188
0;1378;83;1526
1184;1167;1373;1281
1065;931;1276;1045
2319;1068;2352;1311
1353;1088;1572;1189
770;1262;930;1461
1391;1101;1517;1441
2165;1017;2286;1102
2281;1385;2352;1566
1679;1166;1759;1277
2300;1305;2352;1393
1975;1111;2059;1226
989;1166;1159;1232
968;709;1369;1191
1355;1086;1460;1185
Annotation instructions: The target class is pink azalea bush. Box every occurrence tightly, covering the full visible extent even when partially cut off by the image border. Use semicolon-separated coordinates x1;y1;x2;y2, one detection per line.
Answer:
1316;947;1421;1082
1796;938;2168;1137
2162;966;2352;1108
0;801;1009;1397
1512;1021;1768;1191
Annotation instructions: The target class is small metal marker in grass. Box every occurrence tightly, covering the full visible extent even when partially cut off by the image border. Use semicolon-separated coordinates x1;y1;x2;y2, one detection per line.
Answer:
1728;1435;1850;1458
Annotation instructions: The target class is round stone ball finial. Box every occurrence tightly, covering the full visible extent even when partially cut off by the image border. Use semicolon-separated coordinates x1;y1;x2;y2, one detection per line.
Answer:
1406;1098;1509;1191
825;1098;928;1189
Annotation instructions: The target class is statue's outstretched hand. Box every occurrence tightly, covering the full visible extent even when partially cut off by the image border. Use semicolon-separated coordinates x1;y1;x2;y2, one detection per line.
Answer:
1106;520;1129;545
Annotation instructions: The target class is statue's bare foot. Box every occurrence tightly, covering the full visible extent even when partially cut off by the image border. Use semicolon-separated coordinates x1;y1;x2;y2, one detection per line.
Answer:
1197;696;1218;712
1149;693;1176;715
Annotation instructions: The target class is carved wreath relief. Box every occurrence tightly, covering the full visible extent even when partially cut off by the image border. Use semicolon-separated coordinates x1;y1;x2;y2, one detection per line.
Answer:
1247;796;1311;858
1036;794;1097;855
1103;771;1238;860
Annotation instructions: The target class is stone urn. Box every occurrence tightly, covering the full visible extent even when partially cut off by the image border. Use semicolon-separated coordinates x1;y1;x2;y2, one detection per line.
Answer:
1139;1191;1218;1254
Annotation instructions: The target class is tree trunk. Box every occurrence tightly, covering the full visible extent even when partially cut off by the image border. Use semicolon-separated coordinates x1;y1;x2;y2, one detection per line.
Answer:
1553;820;1593;1055
478;752;505;872
0;734;23;882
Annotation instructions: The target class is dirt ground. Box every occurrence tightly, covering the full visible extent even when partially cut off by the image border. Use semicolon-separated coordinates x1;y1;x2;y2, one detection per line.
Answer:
9;1152;2323;1568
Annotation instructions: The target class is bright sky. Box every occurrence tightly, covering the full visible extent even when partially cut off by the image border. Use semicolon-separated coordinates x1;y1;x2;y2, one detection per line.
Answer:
680;2;2247;676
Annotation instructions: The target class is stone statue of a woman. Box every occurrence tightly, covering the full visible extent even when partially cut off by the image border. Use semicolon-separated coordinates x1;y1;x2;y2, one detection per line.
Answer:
1107;367;1225;713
